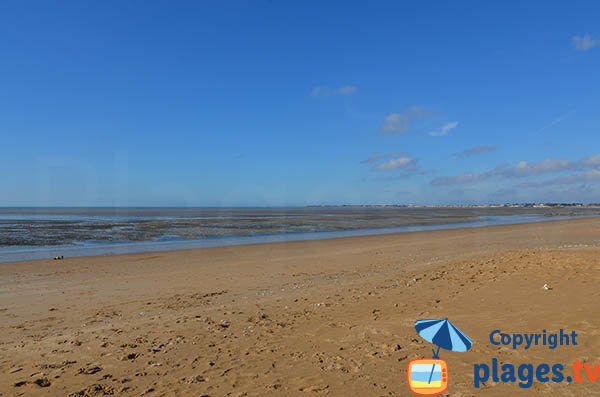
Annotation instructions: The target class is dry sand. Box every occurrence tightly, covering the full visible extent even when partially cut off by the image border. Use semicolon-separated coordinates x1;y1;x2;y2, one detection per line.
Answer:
1;217;600;396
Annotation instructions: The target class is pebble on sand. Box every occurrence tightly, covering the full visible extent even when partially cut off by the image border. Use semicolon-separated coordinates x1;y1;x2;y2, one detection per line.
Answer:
34;377;51;387
219;319;231;328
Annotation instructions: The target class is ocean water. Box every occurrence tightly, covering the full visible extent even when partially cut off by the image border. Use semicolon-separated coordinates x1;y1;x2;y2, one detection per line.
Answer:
0;206;598;262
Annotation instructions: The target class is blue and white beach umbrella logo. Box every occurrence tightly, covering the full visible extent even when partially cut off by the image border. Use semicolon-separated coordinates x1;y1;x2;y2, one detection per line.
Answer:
415;318;473;357
407;318;473;395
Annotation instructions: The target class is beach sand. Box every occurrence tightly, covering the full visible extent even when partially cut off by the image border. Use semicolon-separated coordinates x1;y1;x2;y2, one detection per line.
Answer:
2;217;600;396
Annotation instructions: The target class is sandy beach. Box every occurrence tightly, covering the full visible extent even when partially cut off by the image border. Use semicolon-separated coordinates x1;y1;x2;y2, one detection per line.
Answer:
2;217;600;396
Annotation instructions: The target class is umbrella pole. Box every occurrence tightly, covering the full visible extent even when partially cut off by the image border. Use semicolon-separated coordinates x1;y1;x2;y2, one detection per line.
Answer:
427;346;441;384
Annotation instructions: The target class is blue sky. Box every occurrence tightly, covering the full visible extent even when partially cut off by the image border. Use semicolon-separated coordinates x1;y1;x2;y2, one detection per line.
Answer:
1;1;599;206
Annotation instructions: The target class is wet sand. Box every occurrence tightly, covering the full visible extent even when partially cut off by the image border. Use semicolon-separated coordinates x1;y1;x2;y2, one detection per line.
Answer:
1;217;600;396
3;206;600;248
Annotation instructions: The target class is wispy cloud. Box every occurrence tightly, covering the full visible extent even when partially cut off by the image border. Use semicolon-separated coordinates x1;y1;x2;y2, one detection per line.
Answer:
519;168;600;188
572;34;599;51
379;106;434;134
360;153;382;164
374;155;416;171
379;107;457;136
428;121;458;137
311;85;357;97
380;113;410;133
431;157;584;186
536;110;576;133
503;159;574;177
431;173;488;186
581;154;600;167
335;85;357;95
373;170;429;181
456;145;497;158
361;151;422;177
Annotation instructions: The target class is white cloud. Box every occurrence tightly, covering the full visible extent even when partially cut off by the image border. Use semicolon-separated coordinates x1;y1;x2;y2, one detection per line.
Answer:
572;34;599;51
504;159;574;177
431;157;581;186
379;107;456;137
380;112;410;133
581;154;600;168
374;155;415;171
379;106;434;134
311;85;357;97
541;170;600;186
428;121;458;137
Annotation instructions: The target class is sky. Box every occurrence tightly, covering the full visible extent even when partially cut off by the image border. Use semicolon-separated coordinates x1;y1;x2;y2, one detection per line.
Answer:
1;1;599;206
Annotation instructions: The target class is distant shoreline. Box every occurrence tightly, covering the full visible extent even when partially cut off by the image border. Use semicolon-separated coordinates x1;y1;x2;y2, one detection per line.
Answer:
1;203;600;208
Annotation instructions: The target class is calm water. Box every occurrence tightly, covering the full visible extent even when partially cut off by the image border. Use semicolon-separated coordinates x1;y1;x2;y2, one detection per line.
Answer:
0;207;598;262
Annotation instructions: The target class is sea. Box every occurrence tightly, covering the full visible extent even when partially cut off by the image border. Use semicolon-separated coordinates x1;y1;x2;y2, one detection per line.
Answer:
1;206;598;262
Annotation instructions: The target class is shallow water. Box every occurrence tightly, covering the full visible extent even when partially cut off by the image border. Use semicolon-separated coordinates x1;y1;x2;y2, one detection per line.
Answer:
1;206;599;262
